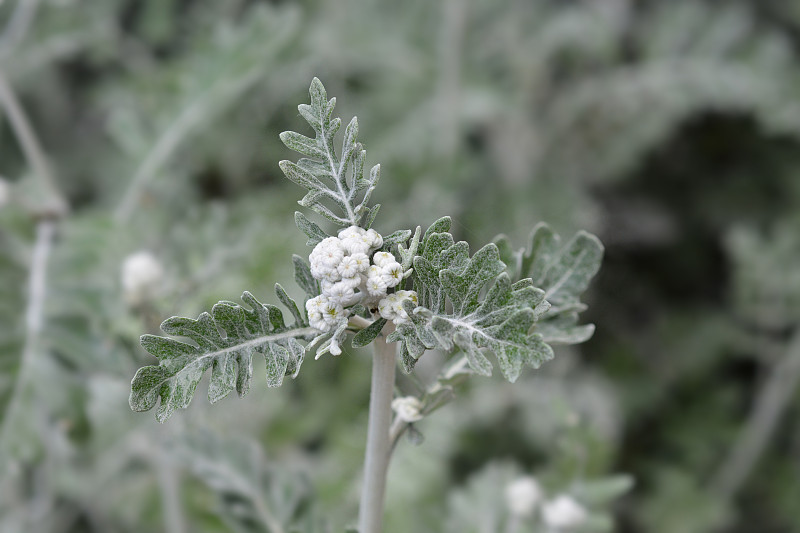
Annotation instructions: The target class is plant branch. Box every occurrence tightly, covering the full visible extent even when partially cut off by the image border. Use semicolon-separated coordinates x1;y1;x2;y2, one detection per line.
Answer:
358;323;397;533
389;355;468;450
711;328;800;498
388;417;407;452
0;70;66;215
0;0;41;62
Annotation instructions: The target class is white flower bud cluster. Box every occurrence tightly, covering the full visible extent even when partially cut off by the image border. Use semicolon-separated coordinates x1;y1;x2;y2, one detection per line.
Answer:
306;226;415;334
122;251;164;305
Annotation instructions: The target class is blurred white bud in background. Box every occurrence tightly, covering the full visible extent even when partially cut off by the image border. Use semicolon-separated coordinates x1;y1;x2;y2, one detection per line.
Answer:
391;396;423;423
541;494;587;530
505;476;542;517
122;251;163;305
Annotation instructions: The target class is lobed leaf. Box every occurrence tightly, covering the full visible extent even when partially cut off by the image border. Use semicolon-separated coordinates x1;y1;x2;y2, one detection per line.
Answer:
494;224;603;347
130;290;316;422
294;211;328;246
397;229;556;381
280;78;380;229
293;254;319;299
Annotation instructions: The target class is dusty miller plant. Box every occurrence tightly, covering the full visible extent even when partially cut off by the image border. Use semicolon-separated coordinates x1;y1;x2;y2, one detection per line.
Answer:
129;79;604;533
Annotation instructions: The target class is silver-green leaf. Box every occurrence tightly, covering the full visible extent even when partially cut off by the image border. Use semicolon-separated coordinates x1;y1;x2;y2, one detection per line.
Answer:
130;290;316;422
397;228;555;381
280;78;380;228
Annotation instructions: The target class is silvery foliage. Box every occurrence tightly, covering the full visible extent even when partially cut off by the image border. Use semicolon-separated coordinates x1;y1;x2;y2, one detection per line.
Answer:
175;431;317;533
725;220;800;330
129;78;603;421
445;462;632;533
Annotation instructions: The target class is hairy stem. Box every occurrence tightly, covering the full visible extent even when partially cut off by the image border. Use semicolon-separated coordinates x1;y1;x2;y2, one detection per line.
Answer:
358;323;397;533
388;417;407;452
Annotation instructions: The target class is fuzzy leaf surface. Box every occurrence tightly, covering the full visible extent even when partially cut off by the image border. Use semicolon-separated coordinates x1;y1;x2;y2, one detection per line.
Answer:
280;78;380;228
130;290;316;422
395;228;554;381
495;223;603;345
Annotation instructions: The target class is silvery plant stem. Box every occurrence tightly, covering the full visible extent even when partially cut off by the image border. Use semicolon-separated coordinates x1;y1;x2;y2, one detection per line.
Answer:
358;324;397;533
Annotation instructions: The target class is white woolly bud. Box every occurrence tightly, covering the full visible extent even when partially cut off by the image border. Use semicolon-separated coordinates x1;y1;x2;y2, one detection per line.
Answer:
338;226;371;254
326;281;360;306
378;290;417;324
382;262;403;288
366;275;388;297
321;300;346;327
350;252;370;272
307;295;350;332
338;276;362;290
505;477;543;518
309;315;327;331
337;255;360;278
305;295;326;312
341;237;371;255
306;296;329;331
372;251;395;267
122;251;163;305
391;396;424;422
365;228;382;249
541;495;587;530
395;290;418;303
338;225;365;240
310;237;345;272
311;262;337;280
377;294;400;321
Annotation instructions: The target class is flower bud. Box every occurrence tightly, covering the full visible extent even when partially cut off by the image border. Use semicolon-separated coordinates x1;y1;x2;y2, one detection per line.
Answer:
541;495;587;530
391;396;423;422
122;251;163;305
505;476;542;518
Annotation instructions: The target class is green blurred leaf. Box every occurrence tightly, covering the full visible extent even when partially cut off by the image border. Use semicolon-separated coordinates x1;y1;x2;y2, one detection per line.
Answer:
495;224;603;345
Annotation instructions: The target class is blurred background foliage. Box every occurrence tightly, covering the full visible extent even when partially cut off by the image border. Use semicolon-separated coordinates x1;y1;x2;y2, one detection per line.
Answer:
1;0;800;531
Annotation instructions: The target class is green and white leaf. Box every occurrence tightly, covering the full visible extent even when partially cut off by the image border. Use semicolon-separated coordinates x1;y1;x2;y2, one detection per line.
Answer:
391;221;554;382
129;290;316;422
280;78;380;229
352;318;387;348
